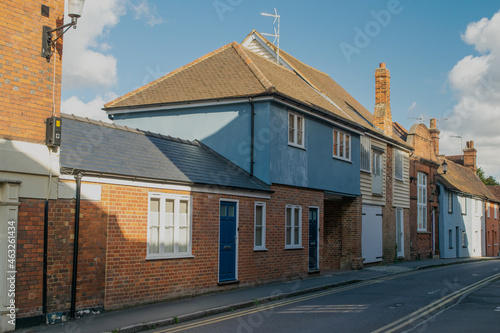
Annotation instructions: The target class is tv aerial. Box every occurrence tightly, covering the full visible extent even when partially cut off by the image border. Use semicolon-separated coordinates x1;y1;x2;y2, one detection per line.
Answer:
261;8;280;64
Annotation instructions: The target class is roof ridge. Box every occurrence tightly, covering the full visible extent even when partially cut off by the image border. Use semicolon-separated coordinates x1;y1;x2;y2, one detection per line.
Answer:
104;43;236;109
60;113;199;147
231;42;276;93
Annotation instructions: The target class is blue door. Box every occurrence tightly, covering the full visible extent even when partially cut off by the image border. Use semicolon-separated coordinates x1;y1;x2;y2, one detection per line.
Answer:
309;207;319;271
219;201;237;281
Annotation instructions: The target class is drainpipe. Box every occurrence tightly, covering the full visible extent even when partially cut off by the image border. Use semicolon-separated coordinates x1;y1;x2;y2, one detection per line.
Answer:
42;200;49;315
70;172;83;318
249;98;255;176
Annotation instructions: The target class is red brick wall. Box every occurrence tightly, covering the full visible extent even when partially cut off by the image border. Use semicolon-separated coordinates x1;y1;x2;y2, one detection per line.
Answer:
103;183;325;310
16;196;107;318
47;199;107;313
485;202;499;256
16;199;45;317
409;159;440;260
324;196;362;270
0;0;64;143
382;147;396;261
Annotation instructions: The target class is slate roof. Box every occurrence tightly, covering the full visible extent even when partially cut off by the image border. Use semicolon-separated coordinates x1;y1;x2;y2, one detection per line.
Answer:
59;114;270;192
436;157;498;202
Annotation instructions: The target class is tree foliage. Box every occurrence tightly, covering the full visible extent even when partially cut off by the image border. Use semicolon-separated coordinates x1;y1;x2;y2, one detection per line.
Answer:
477;167;499;185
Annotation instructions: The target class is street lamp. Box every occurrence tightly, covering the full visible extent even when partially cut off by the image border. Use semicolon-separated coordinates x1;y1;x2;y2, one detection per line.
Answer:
442;160;448;174
41;0;86;61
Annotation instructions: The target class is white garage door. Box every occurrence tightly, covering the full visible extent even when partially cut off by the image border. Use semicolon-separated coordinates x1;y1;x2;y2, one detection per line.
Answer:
362;205;383;263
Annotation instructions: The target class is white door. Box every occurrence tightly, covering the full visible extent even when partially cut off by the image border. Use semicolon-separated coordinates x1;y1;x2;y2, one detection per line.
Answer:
362;205;383;263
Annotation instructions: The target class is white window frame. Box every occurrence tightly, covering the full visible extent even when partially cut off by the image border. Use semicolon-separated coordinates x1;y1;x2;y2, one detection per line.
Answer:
288;112;304;148
254;202;267;251
474;199;480;216
448;229;453;249
394;149;404;181
448;192;453;213
285;204;302;249
333;129;351;161
372;149;383;195
146;193;193;260
495;204;498;219
417;172;427;231
460;196;467;215
360;135;371;172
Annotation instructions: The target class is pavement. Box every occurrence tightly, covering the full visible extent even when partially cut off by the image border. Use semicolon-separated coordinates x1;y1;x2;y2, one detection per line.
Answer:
16;257;499;333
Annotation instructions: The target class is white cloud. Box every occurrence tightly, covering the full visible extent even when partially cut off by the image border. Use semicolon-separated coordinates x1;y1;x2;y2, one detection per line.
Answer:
407;101;417;113
62;0;163;90
61;94;118;123
441;10;500;181
130;0;164;27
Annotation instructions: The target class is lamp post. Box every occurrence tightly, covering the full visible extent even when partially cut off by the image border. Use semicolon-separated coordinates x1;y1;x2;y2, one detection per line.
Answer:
41;0;86;61
442;160;448;174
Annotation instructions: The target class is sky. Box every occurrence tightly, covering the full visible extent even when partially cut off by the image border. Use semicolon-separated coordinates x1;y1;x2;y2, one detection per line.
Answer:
60;0;500;180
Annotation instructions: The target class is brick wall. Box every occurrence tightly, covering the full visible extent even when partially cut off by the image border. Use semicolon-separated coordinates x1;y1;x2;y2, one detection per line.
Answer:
16;199;45;317
47;199;107;313
324;196;362;270
382;147;397;261
485;202;499;256
103;183;325;310
409;158;440;260
0;0;64;143
16;196;107;318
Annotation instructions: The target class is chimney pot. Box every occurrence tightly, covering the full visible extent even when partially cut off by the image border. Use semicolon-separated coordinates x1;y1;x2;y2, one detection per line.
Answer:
380;63;386;68
430;118;436;129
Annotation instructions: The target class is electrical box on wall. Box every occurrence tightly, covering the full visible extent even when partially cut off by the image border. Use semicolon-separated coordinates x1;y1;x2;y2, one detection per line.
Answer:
46;117;62;147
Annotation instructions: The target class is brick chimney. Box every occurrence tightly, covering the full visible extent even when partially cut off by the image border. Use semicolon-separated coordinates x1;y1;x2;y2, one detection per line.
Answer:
429;118;440;155
374;63;392;136
463;141;477;172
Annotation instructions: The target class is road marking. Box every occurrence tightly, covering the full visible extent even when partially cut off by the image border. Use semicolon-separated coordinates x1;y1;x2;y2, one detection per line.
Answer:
372;272;500;333
154;272;423;333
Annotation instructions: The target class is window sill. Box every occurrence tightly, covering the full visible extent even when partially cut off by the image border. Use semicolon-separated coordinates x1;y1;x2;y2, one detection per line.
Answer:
372;193;383;197
288;143;306;150
418;230;431;234
285;246;304;250
253;248;268;252
332;156;352;163
146;254;195;260
395;177;404;182
361;169;371;174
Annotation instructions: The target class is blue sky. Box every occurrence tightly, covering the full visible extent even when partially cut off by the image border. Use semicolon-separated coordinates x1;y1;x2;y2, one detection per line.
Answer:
60;0;500;179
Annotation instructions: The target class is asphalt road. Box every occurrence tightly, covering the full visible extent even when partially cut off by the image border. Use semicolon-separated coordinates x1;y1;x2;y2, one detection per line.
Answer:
147;260;500;333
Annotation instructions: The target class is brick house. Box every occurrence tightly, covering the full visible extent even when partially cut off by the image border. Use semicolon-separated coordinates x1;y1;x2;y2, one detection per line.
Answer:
486;185;500;256
0;0;66;330
393;119;441;260
105;30;372;273
436;142;499;258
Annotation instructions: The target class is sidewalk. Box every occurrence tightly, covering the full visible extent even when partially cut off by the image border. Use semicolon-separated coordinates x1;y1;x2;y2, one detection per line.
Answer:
16;257;498;333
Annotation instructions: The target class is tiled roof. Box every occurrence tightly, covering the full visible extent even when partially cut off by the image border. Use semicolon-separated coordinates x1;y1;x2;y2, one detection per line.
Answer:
437;157;498;202
104;37;373;130
446;155;464;166
59;114;270;192
487;185;500;201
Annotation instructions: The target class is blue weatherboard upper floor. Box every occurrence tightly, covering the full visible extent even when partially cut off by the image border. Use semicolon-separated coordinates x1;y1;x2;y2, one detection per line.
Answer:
112;100;361;196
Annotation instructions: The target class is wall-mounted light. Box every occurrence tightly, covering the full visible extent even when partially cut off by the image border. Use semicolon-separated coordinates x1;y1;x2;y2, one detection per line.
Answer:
442;160;448;174
410;176;416;183
41;0;85;61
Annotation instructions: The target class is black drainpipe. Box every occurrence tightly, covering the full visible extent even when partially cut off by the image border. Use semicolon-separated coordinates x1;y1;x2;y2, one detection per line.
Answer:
42;200;49;315
70;172;83;318
249;97;255;176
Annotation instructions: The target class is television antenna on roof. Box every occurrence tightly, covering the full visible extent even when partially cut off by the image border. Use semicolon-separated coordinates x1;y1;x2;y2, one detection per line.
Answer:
261;8;280;64
407;115;425;123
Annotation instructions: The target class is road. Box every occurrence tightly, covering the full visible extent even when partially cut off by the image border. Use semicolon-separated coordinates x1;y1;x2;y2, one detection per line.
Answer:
147;260;500;333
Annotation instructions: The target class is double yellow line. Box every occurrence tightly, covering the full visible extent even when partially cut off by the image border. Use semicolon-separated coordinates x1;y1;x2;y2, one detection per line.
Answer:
372;272;500;333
